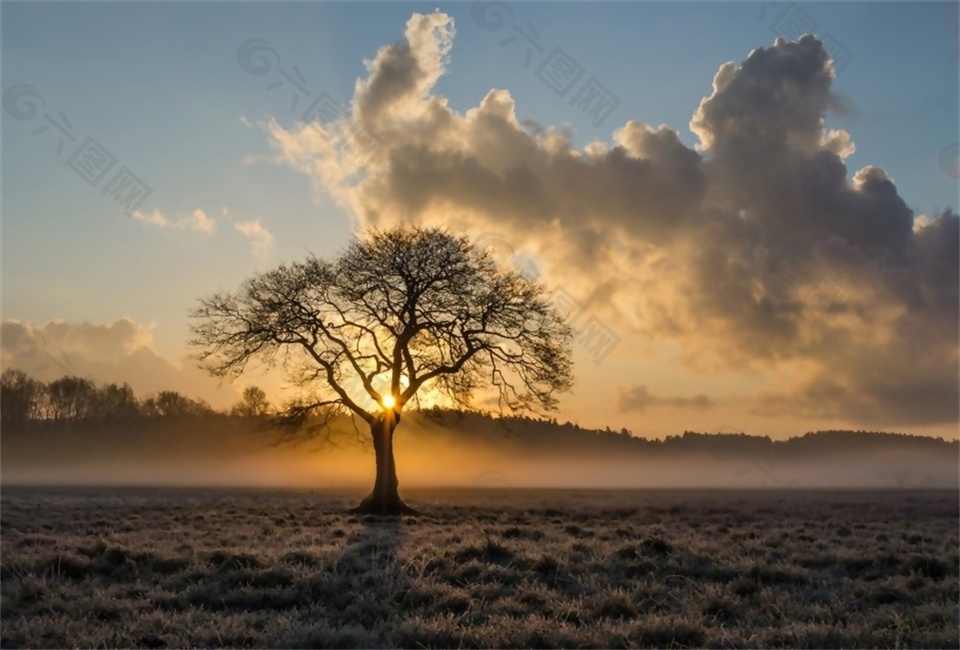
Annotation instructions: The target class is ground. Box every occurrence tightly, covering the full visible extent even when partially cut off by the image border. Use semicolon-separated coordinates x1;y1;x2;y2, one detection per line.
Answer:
1;488;957;649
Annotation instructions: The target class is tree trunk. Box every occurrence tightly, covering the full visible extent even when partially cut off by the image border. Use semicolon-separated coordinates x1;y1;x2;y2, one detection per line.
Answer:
351;413;416;515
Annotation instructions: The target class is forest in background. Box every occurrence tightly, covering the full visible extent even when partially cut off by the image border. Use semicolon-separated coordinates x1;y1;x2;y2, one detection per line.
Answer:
2;369;956;489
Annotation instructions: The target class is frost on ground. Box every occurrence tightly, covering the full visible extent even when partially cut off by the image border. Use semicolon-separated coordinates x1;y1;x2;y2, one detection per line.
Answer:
1;489;957;649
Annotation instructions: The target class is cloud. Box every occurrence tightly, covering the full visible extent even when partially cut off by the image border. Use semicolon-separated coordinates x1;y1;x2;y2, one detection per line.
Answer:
185;209;216;233
261;15;958;427
1;319;240;409
131;208;171;228
234;219;274;259
619;385;713;413
131;208;215;233
354;11;455;128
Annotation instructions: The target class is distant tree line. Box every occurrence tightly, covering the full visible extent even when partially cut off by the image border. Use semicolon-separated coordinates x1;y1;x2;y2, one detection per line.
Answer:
417;407;957;454
2;371;955;456
0;369;271;425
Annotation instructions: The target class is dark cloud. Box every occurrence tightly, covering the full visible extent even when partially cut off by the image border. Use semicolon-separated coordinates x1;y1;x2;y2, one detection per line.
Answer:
619;385;713;413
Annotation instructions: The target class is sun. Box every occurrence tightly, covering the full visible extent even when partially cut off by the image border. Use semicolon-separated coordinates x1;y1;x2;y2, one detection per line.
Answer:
381;394;396;409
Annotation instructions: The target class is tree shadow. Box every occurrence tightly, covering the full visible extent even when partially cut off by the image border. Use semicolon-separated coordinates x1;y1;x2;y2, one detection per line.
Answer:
293;513;414;646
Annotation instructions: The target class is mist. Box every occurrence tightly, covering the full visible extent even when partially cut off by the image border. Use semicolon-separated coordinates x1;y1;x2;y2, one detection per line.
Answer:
3;413;955;490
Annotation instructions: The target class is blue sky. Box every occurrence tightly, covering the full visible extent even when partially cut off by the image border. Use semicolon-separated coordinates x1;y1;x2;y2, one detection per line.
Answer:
2;2;958;437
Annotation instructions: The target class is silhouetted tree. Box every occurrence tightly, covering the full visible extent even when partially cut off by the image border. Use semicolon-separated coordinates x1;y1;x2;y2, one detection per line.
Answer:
150;391;215;417
140;396;161;417
190;226;574;514
231;386;271;417
47;376;97;422
93;382;140;421
0;369;44;423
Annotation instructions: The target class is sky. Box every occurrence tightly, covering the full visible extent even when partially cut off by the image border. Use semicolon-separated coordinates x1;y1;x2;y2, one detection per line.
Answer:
1;1;958;440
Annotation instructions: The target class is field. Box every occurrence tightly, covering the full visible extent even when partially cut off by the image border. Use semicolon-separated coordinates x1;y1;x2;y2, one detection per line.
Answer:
1;488;957;649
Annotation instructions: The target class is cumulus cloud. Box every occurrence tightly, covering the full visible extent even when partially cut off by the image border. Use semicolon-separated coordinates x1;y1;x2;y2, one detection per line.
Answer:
234;219;274;259
354;11;455;128
1;319;240;409
131;208;215;233
262;15;958;427
619;385;713;413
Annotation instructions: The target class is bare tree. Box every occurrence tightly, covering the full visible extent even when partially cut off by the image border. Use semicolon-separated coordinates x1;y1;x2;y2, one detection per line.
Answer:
190;226;574;514
93;382;141;421
231;386;271;417
151;391;215;417
46;376;97;422
0;369;44;424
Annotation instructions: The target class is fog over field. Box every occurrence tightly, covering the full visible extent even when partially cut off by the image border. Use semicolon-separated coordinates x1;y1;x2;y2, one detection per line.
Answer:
2;412;956;490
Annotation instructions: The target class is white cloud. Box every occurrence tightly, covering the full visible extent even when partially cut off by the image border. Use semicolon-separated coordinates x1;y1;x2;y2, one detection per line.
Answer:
131;208;170;228
185;209;215;233
130;208;215;233
234;219;274;259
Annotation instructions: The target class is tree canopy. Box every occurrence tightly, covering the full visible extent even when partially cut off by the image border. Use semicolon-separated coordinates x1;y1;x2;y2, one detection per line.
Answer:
191;226;573;429
189;226;575;513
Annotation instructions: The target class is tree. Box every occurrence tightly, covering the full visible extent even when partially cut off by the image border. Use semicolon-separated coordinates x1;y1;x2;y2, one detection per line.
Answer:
190;226;574;514
0;368;44;424
140;396;161;418
93;382;141;421
231;386;271;417
47;376;97;422
156;391;192;417
148;391;215;417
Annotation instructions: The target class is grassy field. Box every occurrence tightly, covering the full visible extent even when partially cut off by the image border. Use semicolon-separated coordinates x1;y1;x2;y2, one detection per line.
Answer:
1;488;957;648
